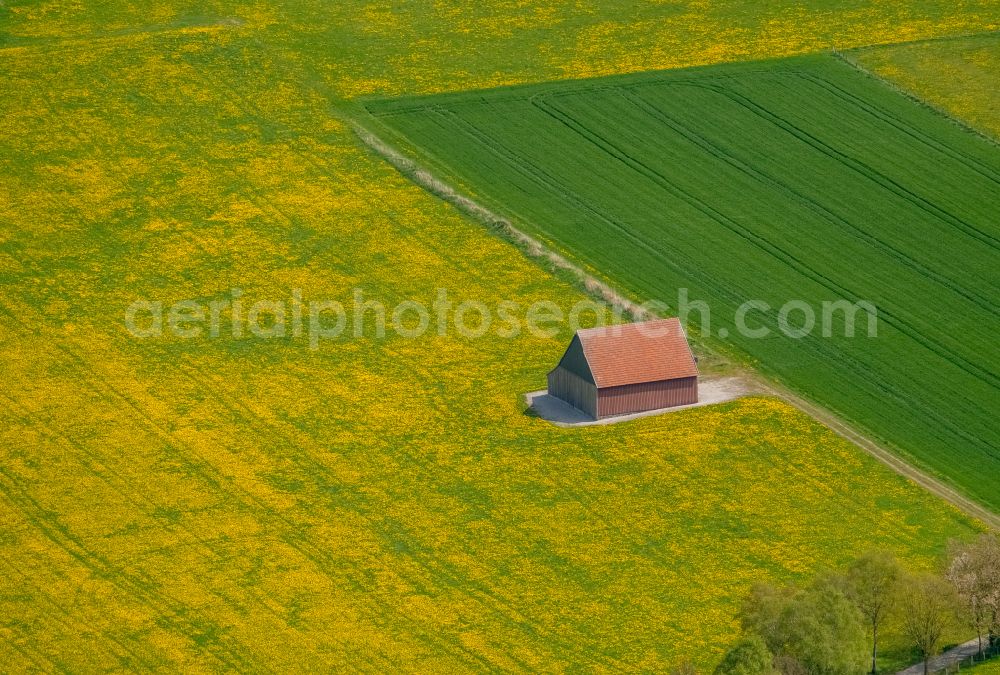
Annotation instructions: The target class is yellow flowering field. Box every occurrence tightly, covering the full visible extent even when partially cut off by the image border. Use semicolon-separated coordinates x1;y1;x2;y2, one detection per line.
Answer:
4;1;1000;98
2;1;998;671
852;31;1000;138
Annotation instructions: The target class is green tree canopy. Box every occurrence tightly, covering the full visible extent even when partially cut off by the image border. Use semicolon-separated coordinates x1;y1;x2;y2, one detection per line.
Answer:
844;551;902;673
742;581;868;675
714;635;775;675
899;573;959;675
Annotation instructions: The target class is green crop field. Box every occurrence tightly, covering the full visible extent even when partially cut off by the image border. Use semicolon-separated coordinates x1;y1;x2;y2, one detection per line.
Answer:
365;53;1000;511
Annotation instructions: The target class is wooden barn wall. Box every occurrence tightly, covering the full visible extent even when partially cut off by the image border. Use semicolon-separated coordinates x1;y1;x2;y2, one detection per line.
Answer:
558;335;594;383
597;377;698;418
547;367;598;418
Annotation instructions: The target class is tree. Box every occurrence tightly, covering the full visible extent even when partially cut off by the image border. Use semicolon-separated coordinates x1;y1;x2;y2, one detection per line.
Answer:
741;580;868;675
771;655;808;675
741;582;796;649
976;535;1000;648
898;573;957;675
714;635;775;675
946;534;1000;654
844;551;902;673
785;583;869;675
948;539;991;654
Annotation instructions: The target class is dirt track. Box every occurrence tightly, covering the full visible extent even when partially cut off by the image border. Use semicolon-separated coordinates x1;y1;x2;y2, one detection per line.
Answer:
361;125;1000;532
755;378;1000;530
527;369;999;529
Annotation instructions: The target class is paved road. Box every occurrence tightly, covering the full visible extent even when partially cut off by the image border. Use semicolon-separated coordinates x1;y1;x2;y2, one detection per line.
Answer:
896;637;987;674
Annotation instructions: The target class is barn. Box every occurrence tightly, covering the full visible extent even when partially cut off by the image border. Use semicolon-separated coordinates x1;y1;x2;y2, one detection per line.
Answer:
546;318;698;419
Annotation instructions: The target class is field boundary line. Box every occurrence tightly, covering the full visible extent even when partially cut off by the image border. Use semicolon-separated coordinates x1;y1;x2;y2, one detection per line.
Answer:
429;105;715;292
754;377;1000;530
842;28;1000;56
352;122;654;321
354;124;1000;530
834;50;1000;148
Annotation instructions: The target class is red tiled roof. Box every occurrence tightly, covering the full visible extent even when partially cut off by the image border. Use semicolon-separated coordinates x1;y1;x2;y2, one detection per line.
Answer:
577;318;697;388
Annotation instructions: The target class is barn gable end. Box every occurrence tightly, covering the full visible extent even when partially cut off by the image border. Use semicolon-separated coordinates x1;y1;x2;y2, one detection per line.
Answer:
556;334;594;384
547;334;598;418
